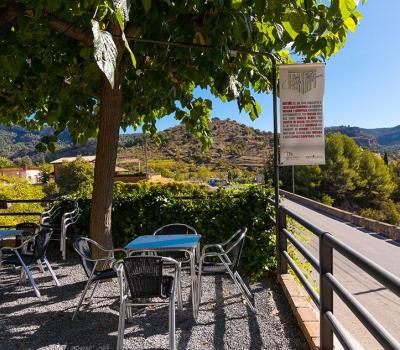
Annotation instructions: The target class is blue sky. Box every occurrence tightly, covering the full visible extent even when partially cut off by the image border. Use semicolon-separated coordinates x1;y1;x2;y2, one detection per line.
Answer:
140;1;400;133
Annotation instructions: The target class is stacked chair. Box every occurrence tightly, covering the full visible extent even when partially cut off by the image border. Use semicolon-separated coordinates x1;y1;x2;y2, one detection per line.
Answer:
40;200;80;260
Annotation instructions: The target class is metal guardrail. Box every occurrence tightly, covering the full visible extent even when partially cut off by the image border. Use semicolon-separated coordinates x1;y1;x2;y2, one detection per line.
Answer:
275;203;400;350
0;199;53;227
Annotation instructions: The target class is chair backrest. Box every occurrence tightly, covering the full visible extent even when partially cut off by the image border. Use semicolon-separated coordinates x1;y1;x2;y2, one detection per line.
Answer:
73;237;95;278
122;256;165;298
16;222;40;236
153;223;197;236
225;227;247;272
33;227;53;260
42;200;79;227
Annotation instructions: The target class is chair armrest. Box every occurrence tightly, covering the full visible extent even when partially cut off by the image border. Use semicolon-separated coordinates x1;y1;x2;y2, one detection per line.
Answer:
201;243;224;255
0;236;34;252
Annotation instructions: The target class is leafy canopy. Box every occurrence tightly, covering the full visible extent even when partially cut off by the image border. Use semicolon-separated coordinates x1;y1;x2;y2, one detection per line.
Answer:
0;0;362;148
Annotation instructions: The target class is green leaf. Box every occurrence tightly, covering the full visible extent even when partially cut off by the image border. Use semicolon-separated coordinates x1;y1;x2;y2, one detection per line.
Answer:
91;20;118;88
115;6;125;31
282;20;298;40
113;0;130;21
232;0;242;9
339;0;357;19
123;35;137;67
344;17;356;32
142;0;151;13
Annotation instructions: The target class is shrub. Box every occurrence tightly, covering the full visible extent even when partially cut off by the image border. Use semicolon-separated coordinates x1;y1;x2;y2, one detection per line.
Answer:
57;157;93;196
73;183;275;279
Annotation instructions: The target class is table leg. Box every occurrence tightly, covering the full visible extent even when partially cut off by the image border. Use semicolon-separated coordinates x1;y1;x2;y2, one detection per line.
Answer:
189;249;198;320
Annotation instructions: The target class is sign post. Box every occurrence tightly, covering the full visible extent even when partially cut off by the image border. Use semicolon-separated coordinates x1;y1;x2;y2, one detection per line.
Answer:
279;64;325;166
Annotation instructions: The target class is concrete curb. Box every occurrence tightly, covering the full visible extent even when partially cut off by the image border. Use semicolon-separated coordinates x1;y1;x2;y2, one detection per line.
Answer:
278;273;320;350
280;190;400;240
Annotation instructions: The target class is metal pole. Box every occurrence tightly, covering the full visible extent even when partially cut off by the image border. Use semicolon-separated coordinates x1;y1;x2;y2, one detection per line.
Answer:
271;57;281;267
292;165;295;194
320;232;334;350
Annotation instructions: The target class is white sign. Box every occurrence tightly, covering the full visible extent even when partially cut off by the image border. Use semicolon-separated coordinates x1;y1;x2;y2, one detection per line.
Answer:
279;63;325;166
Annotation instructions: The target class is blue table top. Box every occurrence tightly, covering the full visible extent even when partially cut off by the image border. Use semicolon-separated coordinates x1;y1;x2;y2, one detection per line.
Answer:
0;230;24;239
125;234;201;251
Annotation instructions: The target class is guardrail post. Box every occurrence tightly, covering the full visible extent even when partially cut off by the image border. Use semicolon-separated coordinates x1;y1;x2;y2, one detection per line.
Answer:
320;232;333;350
277;207;288;274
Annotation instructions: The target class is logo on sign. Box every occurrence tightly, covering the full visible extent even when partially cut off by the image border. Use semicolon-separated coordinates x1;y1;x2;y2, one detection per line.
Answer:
288;70;317;94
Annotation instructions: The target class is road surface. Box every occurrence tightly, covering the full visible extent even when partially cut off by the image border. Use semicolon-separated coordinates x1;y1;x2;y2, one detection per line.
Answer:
282;198;400;350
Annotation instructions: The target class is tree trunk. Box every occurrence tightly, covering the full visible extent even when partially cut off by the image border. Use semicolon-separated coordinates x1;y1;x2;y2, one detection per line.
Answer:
89;70;122;251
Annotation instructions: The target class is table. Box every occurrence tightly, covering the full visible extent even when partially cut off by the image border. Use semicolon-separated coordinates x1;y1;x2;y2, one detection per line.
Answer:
125;234;201;319
0;229;23;240
0;230;24;260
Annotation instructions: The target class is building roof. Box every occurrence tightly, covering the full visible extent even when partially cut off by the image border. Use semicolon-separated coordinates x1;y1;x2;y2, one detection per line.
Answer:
115;166;129;173
0;167;41;171
50;156;96;164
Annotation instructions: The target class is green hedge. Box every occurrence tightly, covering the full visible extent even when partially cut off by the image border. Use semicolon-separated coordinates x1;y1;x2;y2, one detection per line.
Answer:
74;182;276;279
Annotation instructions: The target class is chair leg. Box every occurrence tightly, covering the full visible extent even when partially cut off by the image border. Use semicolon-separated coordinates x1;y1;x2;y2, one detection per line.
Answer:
15;252;41;297
220;260;255;312
43;258;61;287
234;271;253;299
19;268;26;283
37;259;45;273
176;263;183;312
72;279;93;320
117;298;127;350
169;292;176;350
61;233;66;260
87;280;99;303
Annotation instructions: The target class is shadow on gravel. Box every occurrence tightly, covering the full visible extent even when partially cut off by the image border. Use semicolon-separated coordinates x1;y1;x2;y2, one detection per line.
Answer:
1;260;308;350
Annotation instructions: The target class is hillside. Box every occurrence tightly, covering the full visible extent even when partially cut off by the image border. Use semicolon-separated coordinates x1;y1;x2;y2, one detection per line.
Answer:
1;121;399;167
0;119;273;168
326;125;400;155
118;118;273;168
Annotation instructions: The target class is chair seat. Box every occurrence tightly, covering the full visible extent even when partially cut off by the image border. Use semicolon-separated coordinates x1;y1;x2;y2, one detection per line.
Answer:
93;268;117;281
2;253;35;266
200;262;234;275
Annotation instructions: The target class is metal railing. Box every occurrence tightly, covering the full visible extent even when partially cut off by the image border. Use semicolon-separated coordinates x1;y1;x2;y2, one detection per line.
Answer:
274;201;400;350
0;199;53;228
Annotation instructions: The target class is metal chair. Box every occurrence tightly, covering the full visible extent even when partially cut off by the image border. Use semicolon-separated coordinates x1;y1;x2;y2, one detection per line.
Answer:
15;222;40;253
198;227;255;311
72;237;125;320
41;200;80;260
153;223;197;264
0;227;60;297
114;256;180;350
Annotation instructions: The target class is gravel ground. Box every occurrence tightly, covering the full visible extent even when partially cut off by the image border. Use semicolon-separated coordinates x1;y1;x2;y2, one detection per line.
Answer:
0;255;307;350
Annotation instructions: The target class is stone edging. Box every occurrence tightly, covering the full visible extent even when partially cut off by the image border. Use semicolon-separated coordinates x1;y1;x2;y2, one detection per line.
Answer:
278;274;320;350
280;190;400;240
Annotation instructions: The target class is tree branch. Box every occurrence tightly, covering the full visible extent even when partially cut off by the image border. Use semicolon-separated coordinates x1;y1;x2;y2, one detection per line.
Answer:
0;91;12;99
45;13;93;46
0;0;23;26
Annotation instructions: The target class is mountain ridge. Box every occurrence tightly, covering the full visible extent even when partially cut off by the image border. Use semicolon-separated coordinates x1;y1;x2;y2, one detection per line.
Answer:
0;120;399;166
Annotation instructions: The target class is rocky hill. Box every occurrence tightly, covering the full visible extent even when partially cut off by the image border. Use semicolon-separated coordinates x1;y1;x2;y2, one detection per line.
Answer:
0;119;274;168
1;120;399;167
326;125;400;155
117;118;273;168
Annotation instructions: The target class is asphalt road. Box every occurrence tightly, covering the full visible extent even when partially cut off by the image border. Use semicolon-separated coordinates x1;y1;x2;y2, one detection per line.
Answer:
282;198;400;350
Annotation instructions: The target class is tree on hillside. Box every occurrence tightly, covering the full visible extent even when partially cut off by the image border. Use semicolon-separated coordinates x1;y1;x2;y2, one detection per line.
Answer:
356;151;395;207
0;0;363;248
389;160;400;202
13;156;33;168
57;158;94;196
0;156;13;168
320;133;360;205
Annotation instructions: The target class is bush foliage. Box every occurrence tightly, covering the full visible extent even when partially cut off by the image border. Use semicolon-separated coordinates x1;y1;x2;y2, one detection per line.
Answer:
73;183;275;279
